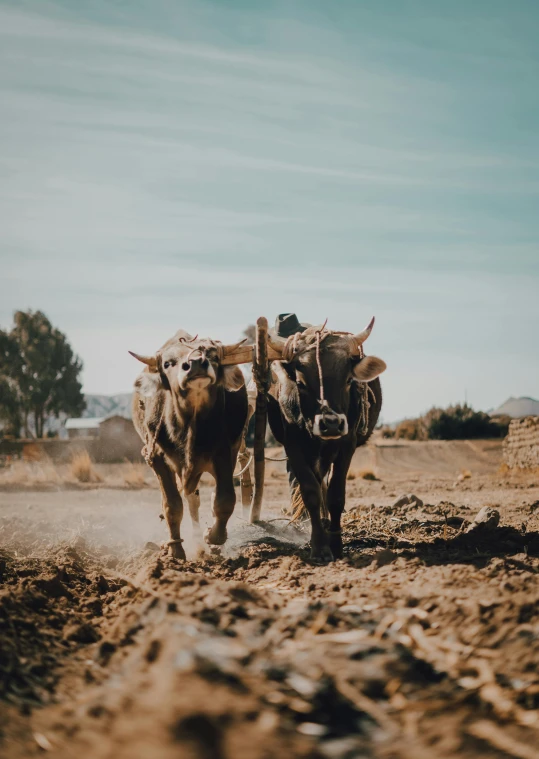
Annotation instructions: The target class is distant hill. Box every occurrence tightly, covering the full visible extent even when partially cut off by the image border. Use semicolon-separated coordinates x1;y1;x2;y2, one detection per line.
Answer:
491;396;539;418
83;393;133;420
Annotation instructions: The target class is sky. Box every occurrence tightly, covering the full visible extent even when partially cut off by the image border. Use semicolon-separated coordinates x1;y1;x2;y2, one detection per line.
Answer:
0;0;538;422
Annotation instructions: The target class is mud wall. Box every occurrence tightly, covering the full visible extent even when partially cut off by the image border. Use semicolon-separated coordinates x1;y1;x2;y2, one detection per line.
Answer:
92;417;142;463
1;423;143;464
503;416;539;469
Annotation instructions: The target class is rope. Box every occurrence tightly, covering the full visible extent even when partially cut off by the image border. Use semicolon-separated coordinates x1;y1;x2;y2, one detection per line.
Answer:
142;408;165;466
265;455;288;461
358;383;377;437
233;452;253;477
186;346;208;363
315;329;325;405
282;323;332;409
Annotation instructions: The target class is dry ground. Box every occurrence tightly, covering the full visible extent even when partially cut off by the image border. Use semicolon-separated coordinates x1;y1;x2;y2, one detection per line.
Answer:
1;437;538;759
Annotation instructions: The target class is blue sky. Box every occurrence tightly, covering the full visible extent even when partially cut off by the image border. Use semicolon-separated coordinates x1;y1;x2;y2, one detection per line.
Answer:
0;0;538;421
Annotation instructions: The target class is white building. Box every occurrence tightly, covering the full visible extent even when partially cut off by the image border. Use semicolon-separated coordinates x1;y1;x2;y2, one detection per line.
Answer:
64;417;104;439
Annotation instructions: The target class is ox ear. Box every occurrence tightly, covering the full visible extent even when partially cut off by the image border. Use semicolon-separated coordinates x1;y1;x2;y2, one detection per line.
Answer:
353;356;387;383
222;365;245;392
134;371;163;398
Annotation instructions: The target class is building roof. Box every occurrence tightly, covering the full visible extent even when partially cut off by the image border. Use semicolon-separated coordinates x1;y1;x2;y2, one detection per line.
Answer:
65;417;104;430
100;414;133;424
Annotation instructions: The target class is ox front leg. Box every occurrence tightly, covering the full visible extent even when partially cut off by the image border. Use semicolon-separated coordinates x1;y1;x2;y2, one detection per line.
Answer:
288;454;333;563
326;451;355;559
204;458;236;547
152;456;186;560
186;489;202;543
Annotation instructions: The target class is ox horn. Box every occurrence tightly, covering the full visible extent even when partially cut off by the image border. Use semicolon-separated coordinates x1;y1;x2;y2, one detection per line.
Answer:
220;338;253;366
267;334;286;360
354;316;375;347
128;351;158;370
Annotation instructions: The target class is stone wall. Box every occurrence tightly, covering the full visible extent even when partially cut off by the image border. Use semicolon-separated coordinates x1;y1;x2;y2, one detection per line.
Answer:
503;416;539;470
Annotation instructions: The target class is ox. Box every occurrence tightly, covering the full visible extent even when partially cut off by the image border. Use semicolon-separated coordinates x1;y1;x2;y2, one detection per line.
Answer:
129;330;251;559
266;318;386;562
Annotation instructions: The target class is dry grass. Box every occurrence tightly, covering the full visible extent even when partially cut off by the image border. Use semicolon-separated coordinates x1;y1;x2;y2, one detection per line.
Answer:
123;463;147;489
0;460;62;486
70;451;102;483
348;467;378;481
456;469;472;482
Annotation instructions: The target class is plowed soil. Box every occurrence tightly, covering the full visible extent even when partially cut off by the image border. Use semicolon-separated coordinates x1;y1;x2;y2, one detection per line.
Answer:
1;438;538;759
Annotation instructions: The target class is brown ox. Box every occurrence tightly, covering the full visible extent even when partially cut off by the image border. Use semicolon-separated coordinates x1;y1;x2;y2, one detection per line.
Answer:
129;330;252;559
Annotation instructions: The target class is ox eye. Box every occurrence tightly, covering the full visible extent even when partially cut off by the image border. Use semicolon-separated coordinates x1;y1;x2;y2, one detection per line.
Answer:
164;359;175;370
296;379;307;390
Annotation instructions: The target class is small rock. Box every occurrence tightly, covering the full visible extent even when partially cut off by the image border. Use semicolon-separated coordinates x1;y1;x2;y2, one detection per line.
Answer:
298;722;328;737
320;737;362;758
256;711;279;732
465;506;500;533
392;494;423;509
33;732;53;751
287;673;318;698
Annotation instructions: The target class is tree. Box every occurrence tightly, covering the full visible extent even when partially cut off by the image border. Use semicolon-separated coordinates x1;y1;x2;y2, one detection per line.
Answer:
0;311;85;438
0;331;23;437
242;324;256;344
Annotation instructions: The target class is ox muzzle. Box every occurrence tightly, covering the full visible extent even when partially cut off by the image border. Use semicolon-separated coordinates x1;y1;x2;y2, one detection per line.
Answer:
178;349;216;390
182;356;210;379
313;407;349;439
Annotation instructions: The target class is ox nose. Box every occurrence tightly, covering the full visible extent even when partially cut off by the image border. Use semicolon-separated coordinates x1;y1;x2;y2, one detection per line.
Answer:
314;412;348;438
182;357;209;377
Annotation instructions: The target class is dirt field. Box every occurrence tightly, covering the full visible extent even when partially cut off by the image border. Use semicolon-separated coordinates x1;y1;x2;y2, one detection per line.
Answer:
1;437;538;759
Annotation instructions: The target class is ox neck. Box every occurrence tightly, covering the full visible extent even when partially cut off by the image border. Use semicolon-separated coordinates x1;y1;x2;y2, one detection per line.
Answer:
169;383;221;420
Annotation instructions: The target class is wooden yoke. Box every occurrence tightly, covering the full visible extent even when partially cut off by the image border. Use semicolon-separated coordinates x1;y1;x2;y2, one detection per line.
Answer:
250;316;269;524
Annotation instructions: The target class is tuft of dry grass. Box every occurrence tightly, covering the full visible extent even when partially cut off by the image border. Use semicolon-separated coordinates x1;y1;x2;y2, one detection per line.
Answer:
348;467;378;481
456;469;472;482
70;450;102;483
123;463;147;489
360;469;378;481
0;460;61;486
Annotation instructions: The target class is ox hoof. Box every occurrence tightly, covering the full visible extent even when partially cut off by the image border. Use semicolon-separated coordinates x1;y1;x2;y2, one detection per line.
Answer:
204;526;228;546
167;542;186;561
310;545;334;564
329;534;343;560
